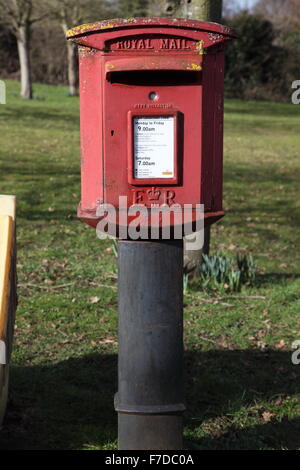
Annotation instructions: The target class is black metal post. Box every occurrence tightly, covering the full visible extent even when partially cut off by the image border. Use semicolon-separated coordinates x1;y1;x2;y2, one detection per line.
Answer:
116;239;185;450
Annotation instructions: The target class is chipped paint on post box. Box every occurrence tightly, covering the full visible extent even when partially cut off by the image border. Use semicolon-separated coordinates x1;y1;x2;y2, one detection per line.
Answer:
67;18;236;236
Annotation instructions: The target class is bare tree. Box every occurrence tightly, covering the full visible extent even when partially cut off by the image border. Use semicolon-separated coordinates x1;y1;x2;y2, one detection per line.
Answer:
186;0;222;20
50;0;110;96
0;0;48;99
49;1;83;96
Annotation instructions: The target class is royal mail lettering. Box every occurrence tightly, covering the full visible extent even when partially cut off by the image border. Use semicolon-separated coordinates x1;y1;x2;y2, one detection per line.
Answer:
159;38;190;49
114;38;192;51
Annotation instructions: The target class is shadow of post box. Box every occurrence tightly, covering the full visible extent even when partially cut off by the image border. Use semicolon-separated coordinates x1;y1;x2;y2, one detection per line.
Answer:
67;18;236;238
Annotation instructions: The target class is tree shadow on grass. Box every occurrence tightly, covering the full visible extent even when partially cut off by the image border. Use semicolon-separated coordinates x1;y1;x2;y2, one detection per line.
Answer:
0;353;118;450
0;107;79;130
221;164;300;260
0;162;80;221
255;272;300;287
0;349;299;450
224;101;299;118
184;349;300;450
186;418;300;451
187;272;300;295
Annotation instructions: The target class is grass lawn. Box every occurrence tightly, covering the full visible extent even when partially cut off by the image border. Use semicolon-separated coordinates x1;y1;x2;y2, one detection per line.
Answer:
0;80;299;450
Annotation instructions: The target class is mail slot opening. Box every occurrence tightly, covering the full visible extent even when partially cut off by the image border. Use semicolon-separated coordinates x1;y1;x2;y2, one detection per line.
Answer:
108;70;202;86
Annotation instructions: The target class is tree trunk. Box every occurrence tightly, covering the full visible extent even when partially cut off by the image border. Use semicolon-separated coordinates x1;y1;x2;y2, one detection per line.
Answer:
17;25;32;99
184;0;223;275
150;0;222;20
148;1;223;275
192;0;223;260
66;40;78;96
186;0;223;21
62;21;78;97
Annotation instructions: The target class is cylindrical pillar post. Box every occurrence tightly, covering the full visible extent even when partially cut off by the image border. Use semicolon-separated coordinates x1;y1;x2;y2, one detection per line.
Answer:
116;239;185;450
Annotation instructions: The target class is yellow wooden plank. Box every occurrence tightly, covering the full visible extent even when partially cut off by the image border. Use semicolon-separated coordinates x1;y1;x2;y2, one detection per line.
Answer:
0;196;16;422
0;195;16;221
0;216;13;342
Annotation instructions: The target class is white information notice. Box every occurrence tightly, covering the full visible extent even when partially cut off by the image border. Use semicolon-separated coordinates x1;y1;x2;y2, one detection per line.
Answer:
133;116;175;179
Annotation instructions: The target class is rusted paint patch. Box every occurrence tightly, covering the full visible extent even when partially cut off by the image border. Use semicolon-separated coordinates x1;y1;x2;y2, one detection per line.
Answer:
196;40;206;55
66;17;237;39
220;25;233;35
79;46;98;56
67;21;115;38
208;32;223;42
186;63;202;71
66;18;140;38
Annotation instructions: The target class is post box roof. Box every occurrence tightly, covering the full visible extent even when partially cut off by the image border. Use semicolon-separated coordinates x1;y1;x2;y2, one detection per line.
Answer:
66;17;237;40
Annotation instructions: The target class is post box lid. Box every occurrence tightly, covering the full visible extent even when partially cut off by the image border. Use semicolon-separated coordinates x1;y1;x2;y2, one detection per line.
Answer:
66;17;237;42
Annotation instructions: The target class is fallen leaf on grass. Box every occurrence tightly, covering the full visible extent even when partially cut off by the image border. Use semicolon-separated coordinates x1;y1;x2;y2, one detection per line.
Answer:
91;338;118;345
60;339;70;345
257;340;267;350
257;329;266;339
274;396;284;405
90;296;100;304
275;339;286;350
262;411;275;423
99;338;117;345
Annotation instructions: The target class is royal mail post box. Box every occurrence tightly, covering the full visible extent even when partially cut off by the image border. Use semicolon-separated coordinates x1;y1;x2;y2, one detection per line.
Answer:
67;18;236;237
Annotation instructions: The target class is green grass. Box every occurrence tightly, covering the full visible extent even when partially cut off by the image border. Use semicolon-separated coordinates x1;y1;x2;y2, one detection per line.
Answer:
0;80;299;450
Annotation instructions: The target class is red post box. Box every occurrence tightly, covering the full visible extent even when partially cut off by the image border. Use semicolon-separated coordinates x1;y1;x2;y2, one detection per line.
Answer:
67;18;236;237
67;18;237;450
